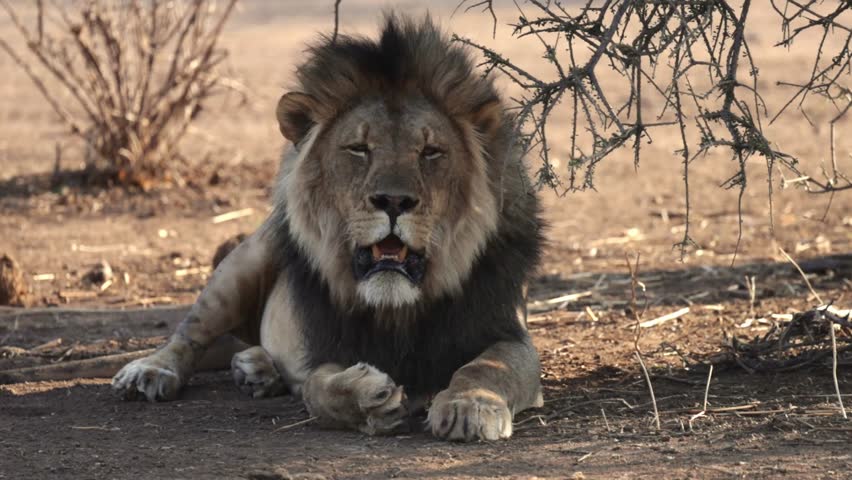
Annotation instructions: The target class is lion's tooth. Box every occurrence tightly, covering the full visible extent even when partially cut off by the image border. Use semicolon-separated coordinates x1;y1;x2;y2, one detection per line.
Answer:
398;245;408;262
371;244;382;261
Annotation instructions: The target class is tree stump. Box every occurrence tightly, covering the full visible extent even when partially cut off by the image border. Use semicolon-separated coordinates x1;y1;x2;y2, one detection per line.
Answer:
0;254;27;307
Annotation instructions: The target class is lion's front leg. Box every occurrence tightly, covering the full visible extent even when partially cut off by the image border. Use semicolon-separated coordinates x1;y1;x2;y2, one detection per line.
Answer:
112;232;276;401
428;340;542;442
111;339;197;401
302;363;408;435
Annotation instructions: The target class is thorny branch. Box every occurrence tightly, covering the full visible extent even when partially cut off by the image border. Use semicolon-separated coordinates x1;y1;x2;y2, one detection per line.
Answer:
333;0;342;43
456;1;852;261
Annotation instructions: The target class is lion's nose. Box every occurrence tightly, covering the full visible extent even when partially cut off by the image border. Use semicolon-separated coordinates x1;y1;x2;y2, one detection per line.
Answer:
369;193;419;220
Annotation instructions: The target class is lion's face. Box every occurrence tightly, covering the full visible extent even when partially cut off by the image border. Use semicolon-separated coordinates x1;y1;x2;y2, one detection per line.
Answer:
278;95;500;308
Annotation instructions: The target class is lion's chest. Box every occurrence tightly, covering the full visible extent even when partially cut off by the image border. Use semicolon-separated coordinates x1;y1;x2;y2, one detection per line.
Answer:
299;308;494;396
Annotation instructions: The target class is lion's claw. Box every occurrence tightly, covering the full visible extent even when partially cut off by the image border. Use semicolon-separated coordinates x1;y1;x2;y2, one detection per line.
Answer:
428;389;512;441
306;362;408;435
112;357;182;402
231;346;287;398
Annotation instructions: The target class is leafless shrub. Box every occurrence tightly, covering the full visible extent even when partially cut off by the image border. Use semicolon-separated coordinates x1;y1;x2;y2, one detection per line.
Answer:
455;0;852;259
0;0;238;189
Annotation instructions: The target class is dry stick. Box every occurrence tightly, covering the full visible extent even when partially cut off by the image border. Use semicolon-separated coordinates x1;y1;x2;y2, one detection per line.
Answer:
702;365;714;413
688;364;714;429
778;247;847;419
633;352;659;429
51;142;62;185
830;321;847;419
543;291;592;305
211;208;254;224
626;253;661;430
746;275;757;319
778;247;823;304
0;304;188;317
332;0;342;43
638;307;690;329
0;349;155;384
271;416;316;433
584;305;599;323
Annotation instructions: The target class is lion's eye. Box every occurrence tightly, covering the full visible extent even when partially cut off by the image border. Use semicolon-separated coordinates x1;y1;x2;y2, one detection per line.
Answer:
345;144;370;158
421;146;444;160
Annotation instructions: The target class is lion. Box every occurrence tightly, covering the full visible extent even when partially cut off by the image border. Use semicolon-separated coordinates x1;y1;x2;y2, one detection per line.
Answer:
111;14;545;442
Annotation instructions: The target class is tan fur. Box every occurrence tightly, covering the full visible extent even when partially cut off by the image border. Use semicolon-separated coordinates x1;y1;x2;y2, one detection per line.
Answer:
258;275;310;389
275;96;500;305
302;363;408;435
427;341;543;441
231;346;286;398
112;15;542;442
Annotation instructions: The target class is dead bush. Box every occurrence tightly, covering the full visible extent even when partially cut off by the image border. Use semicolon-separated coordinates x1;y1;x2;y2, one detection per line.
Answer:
0;0;238;189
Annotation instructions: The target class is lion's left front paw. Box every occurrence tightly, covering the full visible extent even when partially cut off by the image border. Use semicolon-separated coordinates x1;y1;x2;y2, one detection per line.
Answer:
427;388;513;442
304;363;408;435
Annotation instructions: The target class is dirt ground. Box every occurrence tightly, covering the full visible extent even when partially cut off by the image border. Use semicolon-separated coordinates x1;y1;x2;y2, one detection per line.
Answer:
2;1;852;479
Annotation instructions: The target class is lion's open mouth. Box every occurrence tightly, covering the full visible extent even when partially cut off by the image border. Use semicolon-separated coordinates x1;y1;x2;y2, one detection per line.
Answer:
353;235;426;284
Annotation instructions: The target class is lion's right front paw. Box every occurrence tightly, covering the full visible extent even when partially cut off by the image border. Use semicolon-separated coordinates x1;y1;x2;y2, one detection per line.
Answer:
111;355;183;402
231;346;287;398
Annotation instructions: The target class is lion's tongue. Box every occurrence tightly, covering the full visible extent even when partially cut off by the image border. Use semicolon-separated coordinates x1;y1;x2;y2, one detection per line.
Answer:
371;236;408;262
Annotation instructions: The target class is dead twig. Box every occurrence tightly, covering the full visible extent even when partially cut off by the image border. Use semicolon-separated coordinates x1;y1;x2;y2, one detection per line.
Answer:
828;311;847;419
724;247;849;420
778;248;848;419
638;307;690;329
0;349;156;384
332;0;342;43
212;208;255;224
688;364;714;429
271;416;316;433
626;253;660;431
778;247;822;304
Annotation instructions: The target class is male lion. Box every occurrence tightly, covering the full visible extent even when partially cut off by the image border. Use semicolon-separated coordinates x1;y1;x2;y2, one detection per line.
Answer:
112;14;544;442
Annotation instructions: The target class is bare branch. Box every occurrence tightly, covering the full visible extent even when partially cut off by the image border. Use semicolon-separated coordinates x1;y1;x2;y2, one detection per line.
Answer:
454;0;851;256
333;0;342;43
0;0;240;189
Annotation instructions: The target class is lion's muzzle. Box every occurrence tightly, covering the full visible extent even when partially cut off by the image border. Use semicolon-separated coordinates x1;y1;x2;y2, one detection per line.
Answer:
353;234;426;284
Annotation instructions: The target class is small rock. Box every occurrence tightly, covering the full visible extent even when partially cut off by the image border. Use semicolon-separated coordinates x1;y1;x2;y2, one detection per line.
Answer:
0;254;27;306
84;260;114;285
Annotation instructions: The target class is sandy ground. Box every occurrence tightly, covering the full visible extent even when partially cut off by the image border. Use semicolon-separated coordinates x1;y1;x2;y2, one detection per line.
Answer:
1;1;852;479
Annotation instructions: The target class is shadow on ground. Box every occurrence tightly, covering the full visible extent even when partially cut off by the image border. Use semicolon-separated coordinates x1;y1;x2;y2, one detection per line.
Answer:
529;253;852;310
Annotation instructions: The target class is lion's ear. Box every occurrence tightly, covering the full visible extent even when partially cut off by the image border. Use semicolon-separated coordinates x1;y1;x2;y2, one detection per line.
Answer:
276;92;321;144
468;98;503;137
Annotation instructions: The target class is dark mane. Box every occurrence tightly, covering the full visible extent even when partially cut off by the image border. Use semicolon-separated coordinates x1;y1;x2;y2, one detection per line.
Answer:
294;14;499;121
